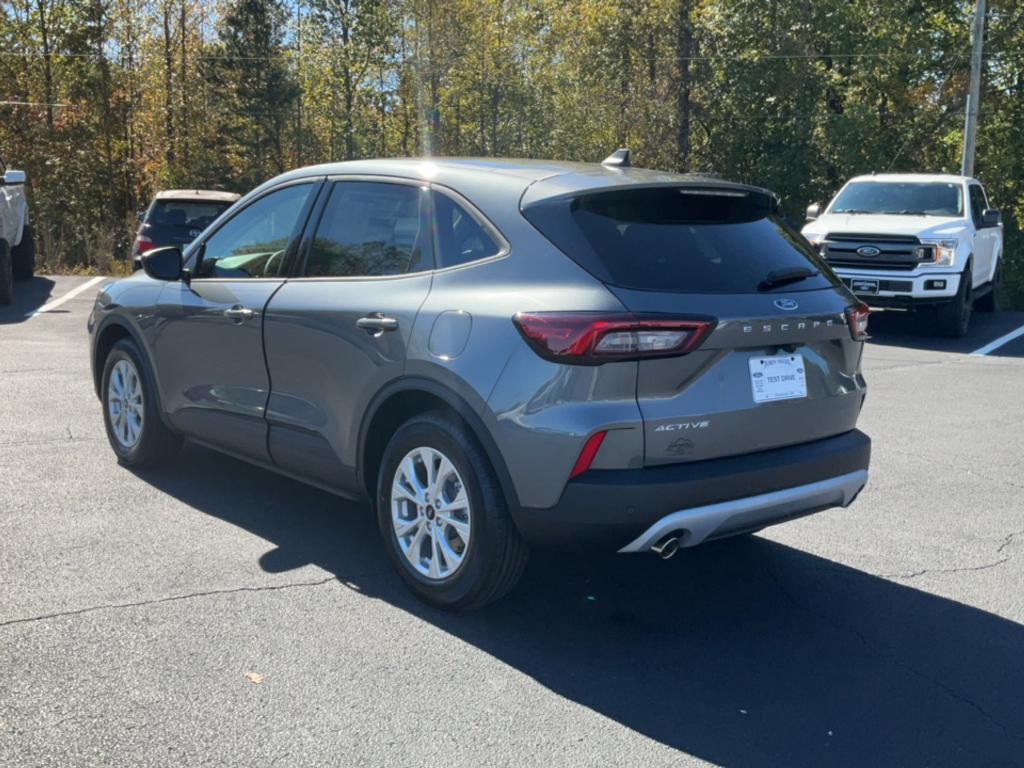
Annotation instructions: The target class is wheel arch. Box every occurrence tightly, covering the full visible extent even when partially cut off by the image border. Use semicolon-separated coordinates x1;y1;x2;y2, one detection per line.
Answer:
358;377;520;512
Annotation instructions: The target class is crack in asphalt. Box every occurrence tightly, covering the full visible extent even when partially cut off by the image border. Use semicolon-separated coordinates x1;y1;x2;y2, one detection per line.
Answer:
0;576;339;629
0;435;102;447
879;557;1011;579
762;563;1024;744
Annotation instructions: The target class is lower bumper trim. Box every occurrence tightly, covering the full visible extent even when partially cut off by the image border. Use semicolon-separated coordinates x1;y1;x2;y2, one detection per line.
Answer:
618;470;868;553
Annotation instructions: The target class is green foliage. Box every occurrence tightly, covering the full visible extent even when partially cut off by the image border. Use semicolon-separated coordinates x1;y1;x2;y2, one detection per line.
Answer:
0;0;1021;306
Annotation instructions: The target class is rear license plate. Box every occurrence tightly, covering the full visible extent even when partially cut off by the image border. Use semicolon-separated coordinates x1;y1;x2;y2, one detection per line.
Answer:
850;278;879;295
749;354;807;403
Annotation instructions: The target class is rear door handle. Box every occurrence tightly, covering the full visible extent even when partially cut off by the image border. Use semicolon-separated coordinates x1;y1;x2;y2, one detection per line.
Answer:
223;306;256;321
357;314;399;336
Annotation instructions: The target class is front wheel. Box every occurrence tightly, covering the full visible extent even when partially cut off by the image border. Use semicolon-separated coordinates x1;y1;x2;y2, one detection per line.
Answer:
11;224;35;280
935;270;972;338
101;339;182;466
376;412;529;611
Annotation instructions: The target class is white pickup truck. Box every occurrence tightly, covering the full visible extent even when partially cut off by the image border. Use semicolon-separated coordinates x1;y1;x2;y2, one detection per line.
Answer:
0;159;35;305
802;173;1002;337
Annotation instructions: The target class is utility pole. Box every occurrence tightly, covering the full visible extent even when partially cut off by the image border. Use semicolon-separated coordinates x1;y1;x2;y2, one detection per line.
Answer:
961;0;986;177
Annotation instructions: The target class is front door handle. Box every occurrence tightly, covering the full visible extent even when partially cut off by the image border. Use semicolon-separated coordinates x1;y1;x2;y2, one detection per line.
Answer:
357;314;399;336
223;306;256;321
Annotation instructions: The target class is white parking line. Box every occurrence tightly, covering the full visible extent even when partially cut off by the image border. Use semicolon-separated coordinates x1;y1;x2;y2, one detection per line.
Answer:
971;323;1024;356
25;276;106;318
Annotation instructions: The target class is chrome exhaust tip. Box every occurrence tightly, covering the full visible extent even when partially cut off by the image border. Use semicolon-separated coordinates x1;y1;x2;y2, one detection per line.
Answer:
650;535;680;560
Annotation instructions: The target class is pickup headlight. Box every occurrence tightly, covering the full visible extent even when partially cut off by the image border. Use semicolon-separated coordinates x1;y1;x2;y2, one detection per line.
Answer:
919;239;958;267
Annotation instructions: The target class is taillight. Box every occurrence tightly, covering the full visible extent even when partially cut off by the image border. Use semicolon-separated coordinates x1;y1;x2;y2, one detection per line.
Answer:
133;234;155;256
513;312;714;365
845;303;870;341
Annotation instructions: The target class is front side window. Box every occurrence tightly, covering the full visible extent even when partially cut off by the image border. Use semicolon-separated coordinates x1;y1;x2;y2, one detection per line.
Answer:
433;191;501;268
195;183;313;278
969;185;987;226
829;181;963;217
304;182;429;278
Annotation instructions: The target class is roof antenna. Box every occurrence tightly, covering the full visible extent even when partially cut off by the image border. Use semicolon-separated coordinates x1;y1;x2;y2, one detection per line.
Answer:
602;148;631;168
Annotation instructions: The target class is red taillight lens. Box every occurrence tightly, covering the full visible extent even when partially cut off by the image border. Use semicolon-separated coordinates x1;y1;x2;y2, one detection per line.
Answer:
845;303;870;341
134;234;155;255
513;312;715;365
569;431;607;479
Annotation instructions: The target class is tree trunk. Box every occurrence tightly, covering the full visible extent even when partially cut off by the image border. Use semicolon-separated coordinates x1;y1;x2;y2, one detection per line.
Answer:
675;0;693;171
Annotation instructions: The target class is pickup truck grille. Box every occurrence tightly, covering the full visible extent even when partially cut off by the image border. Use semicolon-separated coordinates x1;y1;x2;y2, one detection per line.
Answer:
822;232;926;272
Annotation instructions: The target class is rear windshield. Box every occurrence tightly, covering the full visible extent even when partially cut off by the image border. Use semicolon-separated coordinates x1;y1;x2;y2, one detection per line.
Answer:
522;186;837;294
829;181;963;217
149;199;233;230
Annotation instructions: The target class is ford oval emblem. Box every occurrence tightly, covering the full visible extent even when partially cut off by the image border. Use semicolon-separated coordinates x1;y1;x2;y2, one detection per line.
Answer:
773;299;799;311
856;246;881;257
188;228;202;238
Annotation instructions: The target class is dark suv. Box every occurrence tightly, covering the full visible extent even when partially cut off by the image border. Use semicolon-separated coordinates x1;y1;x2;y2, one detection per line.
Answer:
132;189;240;269
89;156;871;610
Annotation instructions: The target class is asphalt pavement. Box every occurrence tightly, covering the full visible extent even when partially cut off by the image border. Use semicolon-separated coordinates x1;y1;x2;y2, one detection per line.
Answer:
2;275;1023;767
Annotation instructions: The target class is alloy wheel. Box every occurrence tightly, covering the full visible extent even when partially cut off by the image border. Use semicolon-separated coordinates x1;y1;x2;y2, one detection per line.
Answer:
107;359;144;449
390;446;472;580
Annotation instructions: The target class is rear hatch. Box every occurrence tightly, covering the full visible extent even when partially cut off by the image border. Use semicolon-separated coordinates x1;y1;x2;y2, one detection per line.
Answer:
522;182;867;466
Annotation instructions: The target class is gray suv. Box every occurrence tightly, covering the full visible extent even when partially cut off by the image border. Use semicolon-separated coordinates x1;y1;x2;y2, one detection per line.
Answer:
88;156;871;610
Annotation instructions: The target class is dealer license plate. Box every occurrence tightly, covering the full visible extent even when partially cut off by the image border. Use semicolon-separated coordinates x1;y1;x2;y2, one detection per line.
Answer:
749;354;808;403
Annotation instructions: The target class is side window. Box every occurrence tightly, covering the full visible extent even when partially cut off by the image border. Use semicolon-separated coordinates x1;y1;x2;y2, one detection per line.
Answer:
969;185;986;227
304;182;430;278
195;183;313;278
433;191;502;268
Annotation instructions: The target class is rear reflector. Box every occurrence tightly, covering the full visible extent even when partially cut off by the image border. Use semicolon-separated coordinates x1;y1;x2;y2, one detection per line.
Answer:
513;312;715;365
569;431;607;479
845;303;870;341
134;234;156;256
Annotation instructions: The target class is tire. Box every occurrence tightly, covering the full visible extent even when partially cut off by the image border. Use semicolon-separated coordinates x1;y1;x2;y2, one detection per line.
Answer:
101;339;182;466
0;240;12;306
935;268;972;338
376;411;529;611
975;259;1000;312
11;224;35;280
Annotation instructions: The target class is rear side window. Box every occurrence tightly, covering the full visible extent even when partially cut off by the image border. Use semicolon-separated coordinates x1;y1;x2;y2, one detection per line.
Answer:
432;191;501;268
305;181;430;278
522;187;836;294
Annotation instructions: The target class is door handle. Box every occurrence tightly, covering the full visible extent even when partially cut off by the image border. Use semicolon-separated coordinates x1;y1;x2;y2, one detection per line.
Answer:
223;306;256;321
356;314;399;336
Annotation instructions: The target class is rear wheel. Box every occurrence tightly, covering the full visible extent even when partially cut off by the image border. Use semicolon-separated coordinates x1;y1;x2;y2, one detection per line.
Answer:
935;269;972;338
11;225;35;280
376;412;529;611
101;339;182;466
975;259;1000;312
0;240;12;305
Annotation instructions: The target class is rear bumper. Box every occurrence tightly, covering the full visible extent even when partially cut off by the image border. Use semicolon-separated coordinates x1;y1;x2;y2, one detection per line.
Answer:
512;429;871;549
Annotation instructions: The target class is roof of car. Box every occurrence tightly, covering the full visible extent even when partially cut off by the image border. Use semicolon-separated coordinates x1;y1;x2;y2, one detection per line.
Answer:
846;173;978;185
262;156;774;208
154;189;241;202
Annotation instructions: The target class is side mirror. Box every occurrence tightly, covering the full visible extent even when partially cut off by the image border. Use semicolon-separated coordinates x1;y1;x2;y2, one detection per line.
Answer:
142;246;183;282
1;169;26;186
805;202;822;222
982;208;1001;227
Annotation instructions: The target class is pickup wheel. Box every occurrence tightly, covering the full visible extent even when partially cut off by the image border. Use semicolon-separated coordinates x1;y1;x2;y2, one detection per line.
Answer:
935;269;972;338
975;259;1000;313
376;412;529;611
11;224;36;280
101;339;182;466
0;240;13;306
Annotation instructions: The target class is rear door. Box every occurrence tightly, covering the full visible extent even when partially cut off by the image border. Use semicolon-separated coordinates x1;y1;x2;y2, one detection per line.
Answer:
153;180;320;461
262;178;433;494
523;185;866;466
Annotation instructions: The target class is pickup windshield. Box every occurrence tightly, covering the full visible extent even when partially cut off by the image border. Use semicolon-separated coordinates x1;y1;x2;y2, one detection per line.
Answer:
829;181;963;217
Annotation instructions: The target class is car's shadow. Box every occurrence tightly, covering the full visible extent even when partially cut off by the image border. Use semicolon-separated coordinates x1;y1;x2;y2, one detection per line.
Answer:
0;276;55;324
135;444;1024;766
867;307;1024;357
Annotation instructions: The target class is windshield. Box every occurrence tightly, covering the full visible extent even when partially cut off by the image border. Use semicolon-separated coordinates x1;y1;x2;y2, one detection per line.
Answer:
523;186;839;294
829;181;963;217
149;199;233;230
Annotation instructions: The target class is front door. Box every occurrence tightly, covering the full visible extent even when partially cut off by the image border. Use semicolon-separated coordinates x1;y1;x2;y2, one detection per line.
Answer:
968;184;997;285
263;178;434;494
152;180;320;461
